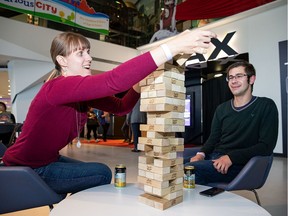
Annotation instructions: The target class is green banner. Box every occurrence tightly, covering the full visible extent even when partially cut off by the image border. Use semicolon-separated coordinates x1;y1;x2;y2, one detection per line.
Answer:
0;0;109;35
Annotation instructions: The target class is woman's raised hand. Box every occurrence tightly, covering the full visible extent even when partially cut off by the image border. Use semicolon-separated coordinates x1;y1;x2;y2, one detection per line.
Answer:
167;29;216;56
150;29;216;66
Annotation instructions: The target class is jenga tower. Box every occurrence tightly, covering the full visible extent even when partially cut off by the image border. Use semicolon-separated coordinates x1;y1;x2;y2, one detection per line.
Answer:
137;63;186;210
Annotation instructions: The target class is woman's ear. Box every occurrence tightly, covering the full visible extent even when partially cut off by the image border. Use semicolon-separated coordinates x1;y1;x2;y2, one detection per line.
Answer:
56;55;67;67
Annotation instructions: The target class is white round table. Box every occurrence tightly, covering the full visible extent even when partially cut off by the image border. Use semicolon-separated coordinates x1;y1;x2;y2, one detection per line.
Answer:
50;183;271;216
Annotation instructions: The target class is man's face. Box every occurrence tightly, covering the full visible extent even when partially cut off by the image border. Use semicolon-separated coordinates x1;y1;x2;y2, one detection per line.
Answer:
227;66;252;97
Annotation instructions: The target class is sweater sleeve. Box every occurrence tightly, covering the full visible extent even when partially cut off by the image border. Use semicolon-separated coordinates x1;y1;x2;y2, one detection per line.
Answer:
88;88;140;116
45;52;157;105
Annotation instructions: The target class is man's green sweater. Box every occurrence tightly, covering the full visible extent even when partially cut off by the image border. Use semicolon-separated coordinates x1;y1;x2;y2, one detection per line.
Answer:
201;97;278;165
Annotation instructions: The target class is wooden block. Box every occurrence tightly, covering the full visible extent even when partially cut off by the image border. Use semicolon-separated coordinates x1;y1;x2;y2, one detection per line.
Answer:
140;124;185;133
146;131;175;138
138;155;154;164
138;176;169;188
138;193;183;210
143;185;153;194
145;171;155;179
164;62;185;74
137;143;152;151
170;164;184;173
153;170;184;181
140;83;167;92
153;157;183;167
139;79;147;87
140;104;185;112
141;83;186;93
168;138;184;145
141;97;185;106
153;145;184;154
145;150;177;159
140;90;158;98
142;170;183;181
149;183;183;197
147;118;185;126
138;156;183;167
138;163;171;174
147;112;184;119
163;189;183;201
156;90;185;100
145;76;184;87
138;137;170;146
139;90;181;99
149;70;184;80
138;176;183;190
138;137;184;147
140;91;149;98
138;169;146;177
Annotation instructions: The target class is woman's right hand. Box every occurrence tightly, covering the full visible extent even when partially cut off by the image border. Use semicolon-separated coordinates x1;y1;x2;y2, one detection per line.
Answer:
167;29;216;56
150;29;216;66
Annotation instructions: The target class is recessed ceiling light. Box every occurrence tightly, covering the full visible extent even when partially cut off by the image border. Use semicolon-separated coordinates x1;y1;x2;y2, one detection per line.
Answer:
214;73;223;78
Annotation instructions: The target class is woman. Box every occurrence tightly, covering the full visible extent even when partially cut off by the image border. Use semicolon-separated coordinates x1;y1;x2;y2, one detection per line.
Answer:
2;30;216;198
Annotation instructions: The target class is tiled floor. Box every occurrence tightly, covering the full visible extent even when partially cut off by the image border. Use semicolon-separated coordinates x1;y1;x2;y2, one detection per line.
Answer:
3;142;287;216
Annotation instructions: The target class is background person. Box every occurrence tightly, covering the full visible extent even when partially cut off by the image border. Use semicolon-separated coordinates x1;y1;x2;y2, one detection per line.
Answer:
86;107;99;142
121;113;132;143
97;110;110;142
2;30;216;198
184;61;278;185
0;102;16;147
130;99;147;152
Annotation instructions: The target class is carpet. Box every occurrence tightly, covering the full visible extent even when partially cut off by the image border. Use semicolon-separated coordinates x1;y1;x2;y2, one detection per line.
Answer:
80;138;199;148
80;139;134;148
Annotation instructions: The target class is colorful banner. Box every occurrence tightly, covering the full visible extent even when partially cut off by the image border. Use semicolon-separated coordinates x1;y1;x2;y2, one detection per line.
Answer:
0;0;109;35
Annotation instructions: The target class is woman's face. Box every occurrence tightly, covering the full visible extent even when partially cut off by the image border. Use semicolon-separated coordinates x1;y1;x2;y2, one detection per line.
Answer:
62;47;92;77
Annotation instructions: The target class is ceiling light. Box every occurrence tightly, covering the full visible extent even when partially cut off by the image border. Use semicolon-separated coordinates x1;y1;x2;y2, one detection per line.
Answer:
214;73;223;78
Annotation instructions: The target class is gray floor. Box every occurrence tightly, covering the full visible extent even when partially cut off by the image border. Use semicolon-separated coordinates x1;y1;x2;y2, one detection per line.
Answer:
59;142;288;216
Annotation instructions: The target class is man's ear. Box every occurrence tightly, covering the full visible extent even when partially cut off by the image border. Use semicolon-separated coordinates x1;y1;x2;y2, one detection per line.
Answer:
56;55;67;67
249;75;256;85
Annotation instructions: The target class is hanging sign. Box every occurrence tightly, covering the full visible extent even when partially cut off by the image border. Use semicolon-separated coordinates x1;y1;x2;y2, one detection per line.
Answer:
0;0;109;35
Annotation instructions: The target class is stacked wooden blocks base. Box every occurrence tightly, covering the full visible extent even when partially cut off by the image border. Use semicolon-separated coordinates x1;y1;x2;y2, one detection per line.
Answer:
137;64;186;210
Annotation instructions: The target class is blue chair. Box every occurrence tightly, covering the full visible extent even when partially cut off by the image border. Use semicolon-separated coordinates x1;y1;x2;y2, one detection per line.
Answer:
183;147;273;205
208;155;273;205
0;143;62;214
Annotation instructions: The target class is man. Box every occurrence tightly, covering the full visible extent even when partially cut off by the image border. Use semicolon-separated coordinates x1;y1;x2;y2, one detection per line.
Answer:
184;61;278;185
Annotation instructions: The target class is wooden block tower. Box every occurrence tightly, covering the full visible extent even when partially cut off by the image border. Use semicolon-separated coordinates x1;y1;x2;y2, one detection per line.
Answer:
137;63;186;210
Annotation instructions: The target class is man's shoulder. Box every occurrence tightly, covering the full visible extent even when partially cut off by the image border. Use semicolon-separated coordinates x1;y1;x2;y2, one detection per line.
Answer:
255;96;277;106
218;100;232;108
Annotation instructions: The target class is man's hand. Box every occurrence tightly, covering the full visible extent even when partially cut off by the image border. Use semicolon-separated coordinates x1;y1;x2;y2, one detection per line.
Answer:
190;154;205;162
212;155;232;174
